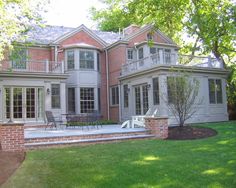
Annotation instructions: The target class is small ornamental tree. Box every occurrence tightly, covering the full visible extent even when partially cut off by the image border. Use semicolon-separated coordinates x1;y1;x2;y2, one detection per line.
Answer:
165;74;202;127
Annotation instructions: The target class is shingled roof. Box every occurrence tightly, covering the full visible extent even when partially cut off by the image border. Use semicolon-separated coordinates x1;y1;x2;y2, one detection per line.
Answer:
24;25;121;45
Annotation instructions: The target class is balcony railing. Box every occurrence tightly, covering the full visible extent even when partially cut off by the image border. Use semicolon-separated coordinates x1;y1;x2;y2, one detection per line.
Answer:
0;60;65;74
121;53;224;76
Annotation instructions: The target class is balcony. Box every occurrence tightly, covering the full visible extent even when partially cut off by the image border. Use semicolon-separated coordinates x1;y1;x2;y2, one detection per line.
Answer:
121;53;224;76
0;60;65;74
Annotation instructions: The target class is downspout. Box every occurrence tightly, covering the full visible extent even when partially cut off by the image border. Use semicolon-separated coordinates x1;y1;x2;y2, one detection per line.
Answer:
118;82;122;122
105;49;110;120
54;45;58;63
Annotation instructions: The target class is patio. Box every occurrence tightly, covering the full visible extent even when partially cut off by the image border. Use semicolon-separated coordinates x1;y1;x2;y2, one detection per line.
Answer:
24;125;152;149
25;125;147;139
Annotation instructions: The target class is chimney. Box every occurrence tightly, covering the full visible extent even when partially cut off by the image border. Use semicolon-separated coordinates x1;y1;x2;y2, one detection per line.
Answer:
123;24;140;36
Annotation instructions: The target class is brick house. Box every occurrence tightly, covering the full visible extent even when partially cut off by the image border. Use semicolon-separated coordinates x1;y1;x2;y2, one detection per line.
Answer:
0;24;228;125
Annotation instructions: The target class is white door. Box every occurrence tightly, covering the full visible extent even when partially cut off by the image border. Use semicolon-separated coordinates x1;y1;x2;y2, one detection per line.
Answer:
3;87;44;122
134;84;149;115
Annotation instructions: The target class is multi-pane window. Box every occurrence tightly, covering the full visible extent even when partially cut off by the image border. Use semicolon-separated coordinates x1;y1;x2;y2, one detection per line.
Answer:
98;88;101;112
208;79;223;104
68;88;76;113
164;49;171;64
80;88;94;113
167;77;174;103
80;51;94;69
12;48;27;69
51;84;60;108
67;50;75;70
138;48;144;59
150;47;157;54
26;88;35;118
111;86;119;106
127;49;134;60
123;85;129;108
97;53;100;71
5;88;10;119
153;78;160;105
13;88;23;118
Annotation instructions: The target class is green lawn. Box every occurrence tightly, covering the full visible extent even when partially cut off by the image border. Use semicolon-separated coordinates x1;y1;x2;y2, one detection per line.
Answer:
3;121;236;188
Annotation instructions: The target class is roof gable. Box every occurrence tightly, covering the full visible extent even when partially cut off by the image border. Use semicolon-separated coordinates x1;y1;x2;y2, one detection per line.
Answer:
51;24;108;47
125;25;177;46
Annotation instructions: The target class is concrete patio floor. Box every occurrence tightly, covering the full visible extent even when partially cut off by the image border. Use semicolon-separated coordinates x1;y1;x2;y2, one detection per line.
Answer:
25;125;147;139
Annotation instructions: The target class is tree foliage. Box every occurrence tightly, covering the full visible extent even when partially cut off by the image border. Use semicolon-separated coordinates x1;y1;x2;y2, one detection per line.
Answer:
91;0;236;106
90;0;236;64
0;0;47;61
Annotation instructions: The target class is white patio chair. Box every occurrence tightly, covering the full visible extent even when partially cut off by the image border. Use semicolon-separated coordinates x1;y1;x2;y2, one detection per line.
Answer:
121;106;158;128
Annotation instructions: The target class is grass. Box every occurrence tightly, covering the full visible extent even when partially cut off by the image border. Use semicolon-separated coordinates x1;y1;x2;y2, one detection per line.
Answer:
3;121;236;188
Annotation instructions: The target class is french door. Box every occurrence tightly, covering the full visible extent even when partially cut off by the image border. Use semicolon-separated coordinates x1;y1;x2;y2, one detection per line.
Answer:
134;84;149;115
4;87;44;122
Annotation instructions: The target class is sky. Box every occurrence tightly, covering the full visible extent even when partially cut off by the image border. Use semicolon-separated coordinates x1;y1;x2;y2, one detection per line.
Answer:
42;0;104;29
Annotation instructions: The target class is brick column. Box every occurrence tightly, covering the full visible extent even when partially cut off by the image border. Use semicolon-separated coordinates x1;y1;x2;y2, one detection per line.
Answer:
0;123;25;152
145;117;168;139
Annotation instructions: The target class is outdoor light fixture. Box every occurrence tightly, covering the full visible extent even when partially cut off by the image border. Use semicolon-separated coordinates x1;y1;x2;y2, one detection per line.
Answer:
47;88;50;95
147;84;151;89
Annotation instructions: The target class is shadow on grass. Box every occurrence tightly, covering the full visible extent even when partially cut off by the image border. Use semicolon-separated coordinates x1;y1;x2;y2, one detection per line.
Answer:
3;122;236;188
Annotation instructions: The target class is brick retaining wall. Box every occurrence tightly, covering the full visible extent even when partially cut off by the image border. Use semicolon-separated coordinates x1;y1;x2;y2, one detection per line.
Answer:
0;123;25;152
145;117;168;139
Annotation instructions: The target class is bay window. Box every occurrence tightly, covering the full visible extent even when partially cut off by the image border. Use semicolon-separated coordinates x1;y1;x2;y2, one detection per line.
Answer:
80;50;94;69
67;50;75;70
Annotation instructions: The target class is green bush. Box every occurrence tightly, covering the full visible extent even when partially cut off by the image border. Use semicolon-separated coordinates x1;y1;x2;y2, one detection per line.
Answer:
66;119;117;127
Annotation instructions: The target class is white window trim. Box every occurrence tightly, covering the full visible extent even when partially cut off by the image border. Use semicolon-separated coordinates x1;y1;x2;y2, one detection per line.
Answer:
127;48;134;60
110;86;119;106
79;49;96;70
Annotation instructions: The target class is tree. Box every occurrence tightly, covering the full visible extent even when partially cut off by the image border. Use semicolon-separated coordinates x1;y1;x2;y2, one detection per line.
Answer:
90;0;236;64
90;0;189;42
186;0;236;67
0;0;47;61
90;0;236;112
164;74;202;127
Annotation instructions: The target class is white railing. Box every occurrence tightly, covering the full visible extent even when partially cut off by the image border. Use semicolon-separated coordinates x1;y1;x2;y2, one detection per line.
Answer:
121;53;223;76
0;60;65;74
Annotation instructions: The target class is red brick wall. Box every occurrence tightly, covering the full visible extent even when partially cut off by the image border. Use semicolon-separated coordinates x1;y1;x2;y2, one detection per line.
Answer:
128;30;169;47
108;45;127;122
28;47;51;61
0;124;25;152
57;30;108;119
145;117;168;139
100;52;108;119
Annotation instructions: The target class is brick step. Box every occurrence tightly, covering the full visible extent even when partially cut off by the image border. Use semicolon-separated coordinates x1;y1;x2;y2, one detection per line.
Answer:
25;130;151;144
25;134;155;149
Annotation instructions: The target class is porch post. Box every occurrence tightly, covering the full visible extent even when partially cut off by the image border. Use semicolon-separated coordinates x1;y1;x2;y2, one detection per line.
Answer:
159;49;164;64
61;60;65;73
46;60;49;73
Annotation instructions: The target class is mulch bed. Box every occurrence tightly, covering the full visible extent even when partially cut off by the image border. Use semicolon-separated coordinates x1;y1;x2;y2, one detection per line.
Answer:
0;151;25;186
167;126;217;140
